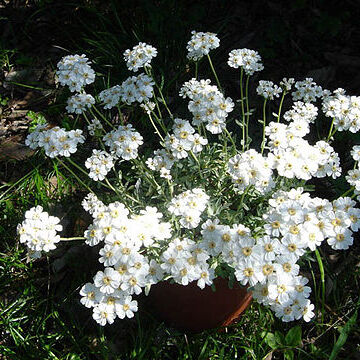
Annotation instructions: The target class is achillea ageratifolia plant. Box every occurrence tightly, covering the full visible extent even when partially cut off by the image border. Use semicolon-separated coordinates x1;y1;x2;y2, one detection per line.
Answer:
18;30;360;327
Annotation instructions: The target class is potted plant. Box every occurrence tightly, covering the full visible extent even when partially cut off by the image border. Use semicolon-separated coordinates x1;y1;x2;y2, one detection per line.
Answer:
17;31;360;331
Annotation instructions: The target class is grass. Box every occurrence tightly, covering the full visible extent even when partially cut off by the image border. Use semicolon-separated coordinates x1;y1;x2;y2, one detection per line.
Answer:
1;1;360;359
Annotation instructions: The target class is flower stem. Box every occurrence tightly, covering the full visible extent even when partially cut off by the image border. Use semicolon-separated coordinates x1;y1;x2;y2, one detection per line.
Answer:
340;186;354;198
240;68;246;152
90;106;115;130
223;127;237;151
189;150;204;180
315;248;326;324
326;118;335;141
245;75;250;149
261;99;268;154
58;158;94;194
60;237;85;241
146;67;173;118
150;109;168;134
147;113;165;142
207;54;222;91
277;91;286;122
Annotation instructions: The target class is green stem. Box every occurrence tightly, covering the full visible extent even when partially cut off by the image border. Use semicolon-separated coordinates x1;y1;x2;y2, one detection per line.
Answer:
150;109;168;134
104;177;138;205
90;106;115;130
315;248;326;324
224;127;237;151
195;61;198;79
134;158;162;191
245;75;250;149
117;105;125;125
207;54;222;91
66;157;90;178
261;99;268;154
152;92;164;119
147;113;165;142
340;186;354;198
277;91;286;122
238;187;249;210
146;67;173;118
58;158;94;194
189;150;204;180
167;178;174;198
326;118;335;141
240;68;246;152
60;237;85;241
104;177;122;196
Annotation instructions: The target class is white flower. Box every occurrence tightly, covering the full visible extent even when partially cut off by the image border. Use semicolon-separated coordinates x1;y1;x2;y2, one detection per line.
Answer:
187;31;220;61
228;48;264;75
80;283;101;308
94;268;121;295
257;80;282;100
123;42;158;72
92;303;116;326
56;54;95;92
17;207;62;256
66;93;95;114
197;267;215;289
115;296;138;319
85;150;115;181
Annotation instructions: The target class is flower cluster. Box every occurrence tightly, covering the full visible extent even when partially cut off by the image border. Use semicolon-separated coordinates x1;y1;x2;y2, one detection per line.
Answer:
292;78;325;103
227;150;274;194
17;206;62;259
103;124;143;161
56;54;95;92
251;190;359;321
98;85;122;109
87;118;103;136
25;125;85;158
168;188;209;229
81;202;172;325
160;237;215;288
265;102;342;181
283;101;318;123
322;88;360;133
228;48;264;75
145;149;174;180
66;93;95;114
119;73;154;105
165;118;208;158
280;78;295;91
123;42;158;72
180;78;234;134
186;31;220;61
257;80;282;100
98;74;154;109
81;193;105;216
85;150;115;181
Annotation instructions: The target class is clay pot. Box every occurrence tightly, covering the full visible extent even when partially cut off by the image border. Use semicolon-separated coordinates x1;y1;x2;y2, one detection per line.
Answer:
147;277;252;333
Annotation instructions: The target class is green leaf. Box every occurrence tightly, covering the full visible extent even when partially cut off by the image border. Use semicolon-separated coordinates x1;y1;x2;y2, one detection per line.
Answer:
329;310;358;360
285;325;302;347
262;332;278;350
274;331;285;346
284;349;294;360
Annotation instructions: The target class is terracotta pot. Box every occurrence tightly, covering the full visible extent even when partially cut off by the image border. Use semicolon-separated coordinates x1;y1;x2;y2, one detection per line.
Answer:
147;277;252;333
